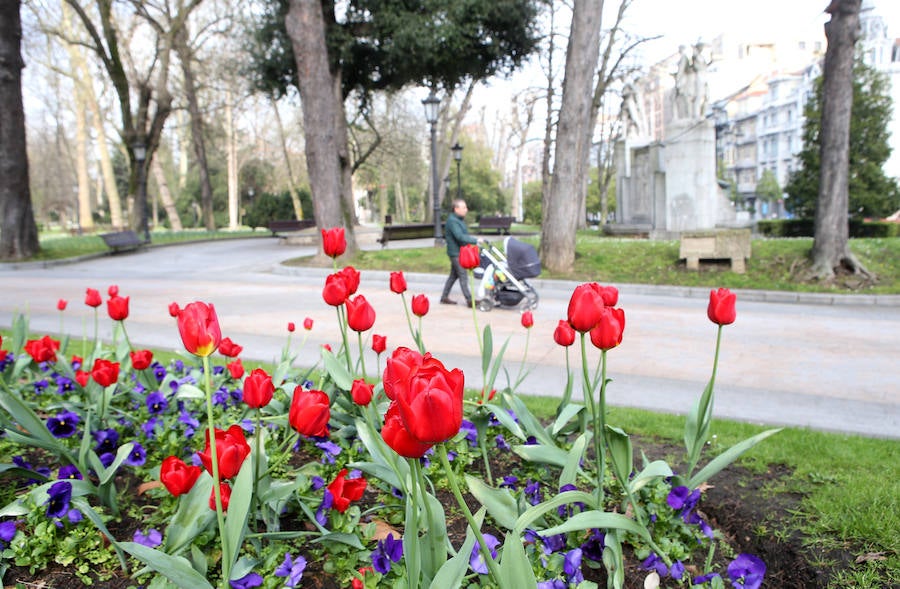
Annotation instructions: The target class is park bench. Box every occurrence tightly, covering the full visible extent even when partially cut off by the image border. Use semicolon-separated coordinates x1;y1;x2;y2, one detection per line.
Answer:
679;228;751;273
267;219;317;237
100;230;147;254
378;223;437;247
475;215;515;235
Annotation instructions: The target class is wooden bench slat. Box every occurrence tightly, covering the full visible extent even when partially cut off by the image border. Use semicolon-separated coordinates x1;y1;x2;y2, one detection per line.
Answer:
378;223;436;247
100;230;146;253
475;215;514;235
267;219;317;236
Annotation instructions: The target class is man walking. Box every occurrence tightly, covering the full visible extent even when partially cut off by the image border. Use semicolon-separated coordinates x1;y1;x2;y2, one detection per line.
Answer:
441;198;479;306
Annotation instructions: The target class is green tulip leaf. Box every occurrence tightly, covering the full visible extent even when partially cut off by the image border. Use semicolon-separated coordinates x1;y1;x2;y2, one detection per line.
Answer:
322;349;353;391
605;425;633;486
174;383;205;400
511;443;568;468
499;531;537;589
223;458;254;572
560;432;589;488
465;474;519;531
482;325;493;375
539;511;651;542
689;428;782;489
551;402;584;436
513;490;598;535
119;542;214;589
628;460;674;494
99;442;135;485
485;403;525;441
429;508;484;589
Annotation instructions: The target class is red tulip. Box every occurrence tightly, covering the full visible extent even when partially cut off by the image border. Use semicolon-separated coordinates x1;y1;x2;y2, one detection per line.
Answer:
160;456;202;496
209;482;232;512
108;285;119;296
382;401;433;458
346;295;376;332
243;368;274;408
177;302;222;357
24;336;60;363
218;337;243;358
130;350;153;371
459;244;480;269
322;273;350;307
168;302;181;318
198;424;251;480
371;334;386;355
57;299;67;311
595;284;619;307
289;387;330;437
567;283;604;332
350;379;374;406
303;317;314;331
589;307;626;351
84;288;102;308
553;320;576;347
287;322;296;332
107;295;130;321
389;271;407;294
74;370;90;387
382;347;425;401
326;468;367;513
338;266;360;295
393;353;464;444
322;227;347;258
708;288;737;326
411;294;429;317
521;310;534;329
227;358;245;380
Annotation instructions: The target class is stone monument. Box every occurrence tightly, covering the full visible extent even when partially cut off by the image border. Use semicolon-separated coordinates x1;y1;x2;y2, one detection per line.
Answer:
614;43;735;237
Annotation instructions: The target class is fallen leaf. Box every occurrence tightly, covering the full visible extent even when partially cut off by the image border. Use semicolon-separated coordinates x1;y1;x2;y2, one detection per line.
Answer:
371;519;401;541
855;552;886;563
643;571;660;589
138;480;162;495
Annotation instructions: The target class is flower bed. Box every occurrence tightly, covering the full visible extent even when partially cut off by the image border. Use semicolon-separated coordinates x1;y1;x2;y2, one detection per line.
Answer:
0;228;779;589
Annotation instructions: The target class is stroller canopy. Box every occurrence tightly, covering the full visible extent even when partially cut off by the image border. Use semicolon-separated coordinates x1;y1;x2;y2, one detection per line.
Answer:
504;237;541;279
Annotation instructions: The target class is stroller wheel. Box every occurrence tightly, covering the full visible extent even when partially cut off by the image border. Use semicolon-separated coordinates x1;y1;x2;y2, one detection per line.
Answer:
477;299;494;312
521;291;539;311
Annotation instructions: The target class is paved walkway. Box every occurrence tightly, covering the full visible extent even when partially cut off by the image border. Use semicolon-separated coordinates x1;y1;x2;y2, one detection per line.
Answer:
1;236;898;439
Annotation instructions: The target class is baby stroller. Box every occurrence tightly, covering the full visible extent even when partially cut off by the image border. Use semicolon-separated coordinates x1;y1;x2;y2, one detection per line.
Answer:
473;237;541;312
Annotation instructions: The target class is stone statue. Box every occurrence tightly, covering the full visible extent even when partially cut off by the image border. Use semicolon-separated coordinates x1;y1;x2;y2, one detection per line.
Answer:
621;81;649;138
674;45;694;120
673;43;709;121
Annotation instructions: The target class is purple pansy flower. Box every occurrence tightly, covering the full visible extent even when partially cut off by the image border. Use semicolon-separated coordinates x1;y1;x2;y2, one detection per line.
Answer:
93;428;120;454
372;534;403;574
0;520;18;547
500;475;518;490
726;554;766;589
124;443;147;467
641;553;668;578
47;411;80;438
146;391;168;414
495;434;510;450
460;420;478;446
580;528;606;562
133;528;163;548
275;552;308;587
229;572;263;589
58;465;82;480
693;572;721;585
537;581;566;589
563;548;584;584
45;481;72;518
469;533;500;575
671;560;686;580
316;440;342;464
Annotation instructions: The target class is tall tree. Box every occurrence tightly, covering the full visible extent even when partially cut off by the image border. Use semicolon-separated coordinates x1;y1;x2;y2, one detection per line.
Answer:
811;0;870;279
785;60;899;219
249;0;540;254
541;0;603;273
0;0;40;260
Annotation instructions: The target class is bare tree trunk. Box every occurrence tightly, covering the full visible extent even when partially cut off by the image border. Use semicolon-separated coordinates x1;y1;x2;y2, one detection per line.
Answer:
541;0;604;273
270;95;306;220
0;0;39;259
811;0;870;279
60;4;93;232
151;158;183;231
177;110;189;191
225;91;240;229
540;3;558;222
285;0;357;254
511;94;537;221
175;27;215;231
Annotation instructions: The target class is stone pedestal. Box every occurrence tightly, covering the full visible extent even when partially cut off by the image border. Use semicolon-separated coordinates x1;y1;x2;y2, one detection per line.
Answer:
662;118;718;232
614;140;665;232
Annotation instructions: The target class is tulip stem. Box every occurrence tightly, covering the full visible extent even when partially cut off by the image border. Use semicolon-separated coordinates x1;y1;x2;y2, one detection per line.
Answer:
438;444;503;585
357;332;367;381
400;293;424;354
405;457;422;588
336;306;352;374
513;328;531;390
202;355;230;587
580;334;605;507
253;408;264;518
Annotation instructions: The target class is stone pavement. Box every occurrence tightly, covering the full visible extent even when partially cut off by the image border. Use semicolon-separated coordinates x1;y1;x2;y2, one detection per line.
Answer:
1;234;898;439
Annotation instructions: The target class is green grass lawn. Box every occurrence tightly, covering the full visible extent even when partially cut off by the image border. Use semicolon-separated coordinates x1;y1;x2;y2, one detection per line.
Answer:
286;231;900;294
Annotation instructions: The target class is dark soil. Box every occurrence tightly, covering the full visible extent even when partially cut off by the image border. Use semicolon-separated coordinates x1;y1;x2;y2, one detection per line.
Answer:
3;439;844;589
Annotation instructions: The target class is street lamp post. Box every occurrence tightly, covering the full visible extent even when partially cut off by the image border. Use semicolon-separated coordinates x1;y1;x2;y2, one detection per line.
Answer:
422;92;442;245
132;142;150;242
451;142;463;201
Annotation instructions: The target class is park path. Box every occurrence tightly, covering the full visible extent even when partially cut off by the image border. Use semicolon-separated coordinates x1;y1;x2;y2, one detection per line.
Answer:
0;236;898;439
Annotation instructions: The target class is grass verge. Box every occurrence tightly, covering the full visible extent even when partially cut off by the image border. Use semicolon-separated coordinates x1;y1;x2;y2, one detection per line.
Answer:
283;231;900;294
